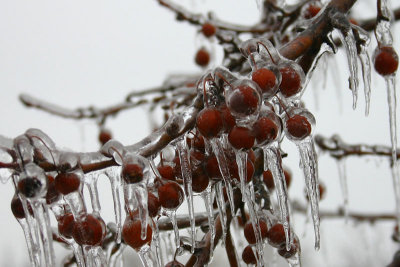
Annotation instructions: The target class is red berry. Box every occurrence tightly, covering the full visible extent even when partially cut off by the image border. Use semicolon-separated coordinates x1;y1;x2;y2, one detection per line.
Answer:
158;182;184;210
196;108;223;138
263;169;291;190
252;117;279;144
148;192;161;218
122;164;144;184
242;245;257;264
187;135;205;152
55;173;81;195
205;156;222;180
165;260;184;267
248;149;256;163
228;85;260;116
244;220;268;244
58;213;75;239
252;68;276;94
304;5;321;19
122;211;153;250
286;115;311;140
262;170;275;190
158;165;175;181
228;126;255;150
279;67;301;98
46;175;60;205
201;23;216;37
72;214;106;246
191;167;209;193
190;150;205;165
267;223;286;247
195;48;210;67
278;239;299;258
220;105;236;132
11;195;33;219
229;159;254;183
374;46;399;76
284;169;292;188
99;130;112;145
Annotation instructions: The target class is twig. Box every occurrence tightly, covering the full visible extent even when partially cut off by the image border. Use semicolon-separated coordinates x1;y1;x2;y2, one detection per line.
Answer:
292;201;396;223
157;212;213;231
225;229;239;267
157;0;271;34
315;134;400;160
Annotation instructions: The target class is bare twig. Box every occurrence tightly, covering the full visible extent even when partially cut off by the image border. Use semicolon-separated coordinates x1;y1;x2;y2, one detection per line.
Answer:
315;134;400;160
292;201;396;222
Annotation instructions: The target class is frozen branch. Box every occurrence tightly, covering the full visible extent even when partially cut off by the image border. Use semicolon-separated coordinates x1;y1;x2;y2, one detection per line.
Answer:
315;134;400;160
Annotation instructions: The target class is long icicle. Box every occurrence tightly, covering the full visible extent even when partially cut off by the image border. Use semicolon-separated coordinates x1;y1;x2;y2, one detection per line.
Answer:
264;146;292;250
298;138;320;250
176;137;196;253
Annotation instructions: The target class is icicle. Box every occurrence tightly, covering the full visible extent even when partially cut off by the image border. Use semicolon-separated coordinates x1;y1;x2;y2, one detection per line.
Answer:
152;220;163;267
93;246;108;267
85;172;101;215
65;191;86;219
264;146;292;249
236;151;248;202
31;201;56;267
0;147;13;184
202;187;215;259
105;167;123;243
386;75;400;231
108;243;126;267
287;252;301;267
124;183;149;241
166;210;180;249
337;159;349;220
176;137;196;253
298;138;320;250
332;14;359;109
359;49;372;116
215;182;227;245
137;245;154;267
16;212;41;267
209;138;236;215
236;151;264;266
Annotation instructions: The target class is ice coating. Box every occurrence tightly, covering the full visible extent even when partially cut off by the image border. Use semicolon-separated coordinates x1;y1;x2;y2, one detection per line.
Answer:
264;146;292;249
352;25;372;116
335;27;359;109
105;167;123;243
298;138;320;250
337;159;349;220
176;137;196;252
209;138;236;215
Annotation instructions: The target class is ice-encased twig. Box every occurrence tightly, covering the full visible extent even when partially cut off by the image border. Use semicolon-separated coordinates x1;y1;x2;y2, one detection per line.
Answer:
176;138;196;253
298;138;320;250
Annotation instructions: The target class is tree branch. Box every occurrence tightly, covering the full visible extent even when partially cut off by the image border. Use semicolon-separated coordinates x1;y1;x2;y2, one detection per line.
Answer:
315;134;400;160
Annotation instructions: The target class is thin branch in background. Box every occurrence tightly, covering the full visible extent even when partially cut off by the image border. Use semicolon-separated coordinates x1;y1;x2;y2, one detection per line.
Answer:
315;134;400;160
